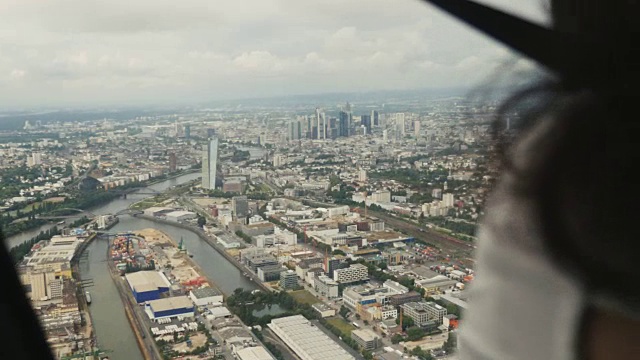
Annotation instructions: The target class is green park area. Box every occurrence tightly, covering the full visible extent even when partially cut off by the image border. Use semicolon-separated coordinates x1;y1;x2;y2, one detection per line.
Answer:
326;317;356;336
289;290;320;305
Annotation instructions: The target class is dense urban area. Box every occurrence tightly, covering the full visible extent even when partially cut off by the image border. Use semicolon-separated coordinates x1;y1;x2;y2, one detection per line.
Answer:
1;94;502;360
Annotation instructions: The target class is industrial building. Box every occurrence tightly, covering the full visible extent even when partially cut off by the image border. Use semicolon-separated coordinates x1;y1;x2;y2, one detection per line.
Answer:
388;291;422;306
164;210;197;222
189;286;224;306
415;275;458;296
312;303;336;318
351;329;380;351
333;264;368;284
125;271;171;303
234;346;275;360
145;296;195;322
268;315;355;360
143;207;173;217
279;270;298;290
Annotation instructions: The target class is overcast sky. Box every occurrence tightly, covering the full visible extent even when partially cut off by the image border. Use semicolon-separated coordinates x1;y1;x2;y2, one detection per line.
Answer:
0;0;548;108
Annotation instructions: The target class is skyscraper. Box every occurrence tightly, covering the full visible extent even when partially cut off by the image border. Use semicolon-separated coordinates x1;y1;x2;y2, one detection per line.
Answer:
371;110;380;126
169;152;177;172
414;120;421;138
315;108;326;140
361;115;372;134
339;111;350;137
288;120;302;142
202;137;219;190
184;124;191;139
396;113;405;140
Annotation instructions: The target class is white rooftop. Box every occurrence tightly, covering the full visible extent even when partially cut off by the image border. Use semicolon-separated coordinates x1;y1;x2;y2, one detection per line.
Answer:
268;315;354;360
147;296;193;312
235;346;275;360
125;271;171;292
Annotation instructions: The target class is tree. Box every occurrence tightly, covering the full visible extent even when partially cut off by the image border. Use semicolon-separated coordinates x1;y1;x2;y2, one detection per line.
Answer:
339;306;350;320
406;326;426;341
391;334;404;344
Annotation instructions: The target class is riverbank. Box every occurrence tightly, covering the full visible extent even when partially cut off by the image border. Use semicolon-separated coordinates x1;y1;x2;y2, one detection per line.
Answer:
107;228;227;359
135;214;270;293
105;233;163;360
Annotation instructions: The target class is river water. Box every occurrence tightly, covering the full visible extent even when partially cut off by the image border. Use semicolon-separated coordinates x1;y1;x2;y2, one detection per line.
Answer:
10;172;258;360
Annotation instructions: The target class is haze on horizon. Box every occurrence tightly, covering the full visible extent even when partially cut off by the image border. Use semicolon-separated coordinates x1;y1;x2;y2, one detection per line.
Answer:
0;0;548;109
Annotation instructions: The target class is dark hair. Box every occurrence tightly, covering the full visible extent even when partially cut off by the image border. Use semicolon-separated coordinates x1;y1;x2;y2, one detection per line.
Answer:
499;1;640;302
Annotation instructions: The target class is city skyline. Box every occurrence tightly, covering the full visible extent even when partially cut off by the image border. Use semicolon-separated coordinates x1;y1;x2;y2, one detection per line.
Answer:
0;0;546;108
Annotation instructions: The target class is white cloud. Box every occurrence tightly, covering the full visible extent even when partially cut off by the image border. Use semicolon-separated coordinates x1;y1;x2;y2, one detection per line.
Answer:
0;0;549;107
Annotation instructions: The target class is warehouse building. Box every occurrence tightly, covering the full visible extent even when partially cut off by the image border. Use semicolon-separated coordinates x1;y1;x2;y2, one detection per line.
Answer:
165;210;197;222
145;296;195;322
351;329;380;351
143;207;173;217
268;315;354;360
234;346;274;360
415;275;458;296
189;286;224;306
125;271;171;303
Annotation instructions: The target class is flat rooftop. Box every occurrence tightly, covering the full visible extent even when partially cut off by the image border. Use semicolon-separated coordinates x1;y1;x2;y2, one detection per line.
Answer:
268;315;354;360
148;296;193;312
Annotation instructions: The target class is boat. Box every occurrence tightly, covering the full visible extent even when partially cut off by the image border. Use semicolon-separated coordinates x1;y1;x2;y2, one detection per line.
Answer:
85;291;92;304
57;221;65;225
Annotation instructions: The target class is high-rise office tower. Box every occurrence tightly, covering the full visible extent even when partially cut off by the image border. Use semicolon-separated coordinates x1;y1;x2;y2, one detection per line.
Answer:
202;137;219;190
414;120;421;138
315;108;327;140
372;110;380;126
361;115;372;134
383;129;388;142
288;120;302;142
339;111;350;137
184;124;191;139
207;128;216;138
305;115;312;138
169;152;177;172
396;113;406;140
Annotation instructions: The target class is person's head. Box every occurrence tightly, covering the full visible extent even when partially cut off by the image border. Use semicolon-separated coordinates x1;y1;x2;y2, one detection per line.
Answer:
495;0;640;357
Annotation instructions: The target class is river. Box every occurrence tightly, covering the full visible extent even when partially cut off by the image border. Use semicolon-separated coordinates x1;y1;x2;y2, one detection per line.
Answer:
12;172;258;360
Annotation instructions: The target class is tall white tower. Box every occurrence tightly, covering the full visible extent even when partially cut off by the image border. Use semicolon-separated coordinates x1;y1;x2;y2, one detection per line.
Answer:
202;137;218;189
